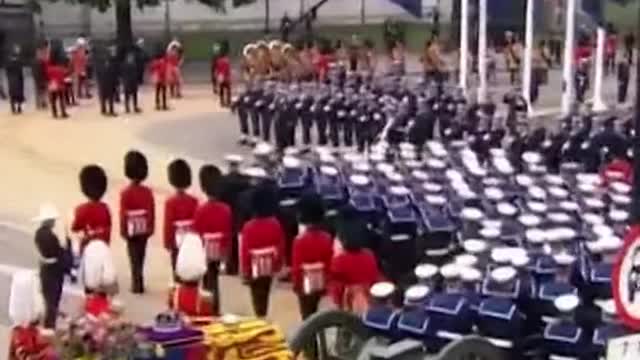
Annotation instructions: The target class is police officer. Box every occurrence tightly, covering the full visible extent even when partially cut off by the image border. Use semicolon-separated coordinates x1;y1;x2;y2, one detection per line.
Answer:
122;47;142;113
97;45;120;117
6;44;25;115
34;203;69;329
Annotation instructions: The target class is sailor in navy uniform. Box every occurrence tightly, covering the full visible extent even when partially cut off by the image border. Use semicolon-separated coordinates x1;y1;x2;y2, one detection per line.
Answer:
362;282;401;340
463;239;489;271
459;266;483;316
591;299;630;359
535;253;579;326
425;263;474;350
415;263;439;293
397;285;432;340
510;253;537;317
542;294;589;360
584;236;622;302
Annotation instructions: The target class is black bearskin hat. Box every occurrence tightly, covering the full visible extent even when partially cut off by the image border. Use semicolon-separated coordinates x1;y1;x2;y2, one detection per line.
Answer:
80;165;108;201
252;182;278;217
298;193;325;225
168;159;192;190
199;164;222;198
124;150;148;182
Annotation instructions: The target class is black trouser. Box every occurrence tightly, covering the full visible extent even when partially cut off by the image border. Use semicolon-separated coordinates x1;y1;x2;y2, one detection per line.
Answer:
301;113;313;145
77;74;90;98
35;85;47;109
260;111;273;142
238;108;249;136
124;87;140;112
250;111;261;138
65;83;76;106
10;98;22;114
203;261;221;314
126;236;148;293
227;228;240;275
40;264;64;329
49;91;67;118
329;118;340;147
155;84;168;110
297;292;323;320
605;55;616;75
619;79;629;103
170;248;178;279
316;115;328;145
343;118;354;147
100;91;116;115
249;277;272;317
219;81;231;107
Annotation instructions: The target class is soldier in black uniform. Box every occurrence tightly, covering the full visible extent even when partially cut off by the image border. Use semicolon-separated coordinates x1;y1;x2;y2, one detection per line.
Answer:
574;60;590;104
617;60;630;104
122;47;142;113
6;45;25;114
33;204;69;329
96;45;120;117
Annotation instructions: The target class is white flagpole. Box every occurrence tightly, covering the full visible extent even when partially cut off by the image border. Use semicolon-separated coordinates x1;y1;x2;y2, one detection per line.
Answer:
477;0;488;104
592;26;607;111
522;0;535;115
459;0;469;96
561;0;577;116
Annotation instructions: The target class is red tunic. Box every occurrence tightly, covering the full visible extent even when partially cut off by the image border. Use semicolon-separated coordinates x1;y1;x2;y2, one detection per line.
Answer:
291;227;334;294
168;284;213;317
575;46;592;64
193;200;232;261
71;201;112;245
119;183;155;239
314;54;330;81
239;217;286;279
84;293;112;318
45;64;66;93
214;56;232;83
150;58;168;85
329;249;381;306
163;192;199;251
71;48;88;76
601;158;633;185
8;325;53;360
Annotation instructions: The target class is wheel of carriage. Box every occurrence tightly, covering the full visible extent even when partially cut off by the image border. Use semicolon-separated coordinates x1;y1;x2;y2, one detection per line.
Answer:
435;336;507;360
289;310;371;360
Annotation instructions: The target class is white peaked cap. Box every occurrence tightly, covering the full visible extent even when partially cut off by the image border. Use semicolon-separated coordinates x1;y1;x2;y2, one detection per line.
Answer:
609;209;629;222
461;207;484;221
387;172;404;183
425;195;447;205
545;175;564;186
611;194;632;205
461;267;483;282
415;263;439;280
464;239;488;254
599;236;623;252
427;158;446;169
33;203;60;222
519;213;542;227
400;151;417;161
176;232;207;282
431;146;448;158
370;282;396;298
482;219;502;229
399;142;415;151
253;142;274;156
497;202;517;216
512;254;530;268
350;174;370;186
320;166;338;176
547;227;577;242
9;271;43;327
440;263;461;279
491;248;512;264
343;152;364;163
404;285;430;303
445;169;463;181
584;197;605;209
584;213;605;226
527;201;548;213
586;241;603;253
578;183;597;194
515;174;534;187
284;147;300;156
390;186;410;196
456;254;478;267
82;240;117;290
479;227;501;239
491;266;517;283
522;151;542;164
283;156;302;169
405;160;423;169
528;186;547;200
592;224;614;238
485;187;504;200
353;162;371;173
423;182;443;193
490;148;506;157
412;170;429;181
576;173;601;185
319;153;337;163
548;212;572;224
243;167;267;178
610;181;632;194
548;186;569;199
369;152;385;163
553;252;577;266
559;201;580;212
526;228;547;244
554;294;580;313
376;163;395;174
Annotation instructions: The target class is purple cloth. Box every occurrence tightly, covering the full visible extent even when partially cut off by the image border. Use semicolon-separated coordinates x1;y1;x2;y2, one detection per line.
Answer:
138;326;203;348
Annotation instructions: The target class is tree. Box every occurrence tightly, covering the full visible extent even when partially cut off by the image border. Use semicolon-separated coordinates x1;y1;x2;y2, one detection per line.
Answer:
47;0;242;47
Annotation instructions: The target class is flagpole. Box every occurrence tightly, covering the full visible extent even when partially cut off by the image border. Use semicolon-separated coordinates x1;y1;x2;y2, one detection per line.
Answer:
459;0;469;97
592;25;607;112
561;0;577;116
477;0;488;104
522;0;534;115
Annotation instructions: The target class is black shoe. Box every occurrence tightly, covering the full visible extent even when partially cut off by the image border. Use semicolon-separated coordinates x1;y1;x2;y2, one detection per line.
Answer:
61;114;69;119
134;108;142;114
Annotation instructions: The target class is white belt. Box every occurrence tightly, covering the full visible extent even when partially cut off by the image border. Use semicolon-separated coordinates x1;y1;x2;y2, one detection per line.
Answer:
436;330;463;341
426;248;450;257
40;257;58;265
550;356;578;360
485;337;514;349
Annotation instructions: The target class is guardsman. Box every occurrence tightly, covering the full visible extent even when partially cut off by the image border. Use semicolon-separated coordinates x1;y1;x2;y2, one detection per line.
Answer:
71;38;89;99
193;164;232;315
292;193;334;319
164;159;199;273
330;215;382;314
33;204;68;329
542;294;589;359
218;155;249;276
617;60;630;103
120;150;155;294
215;47;232;108
168;232;213;317
96;45;120;116
166;38;183;98
150;50;169;111
363;282;401;339
81;240;120;318
71;165;111;250
240;183;286;318
8;271;56;359
46;53;69;119
6;45;25;115
122;48;142;113
535;253;578;325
